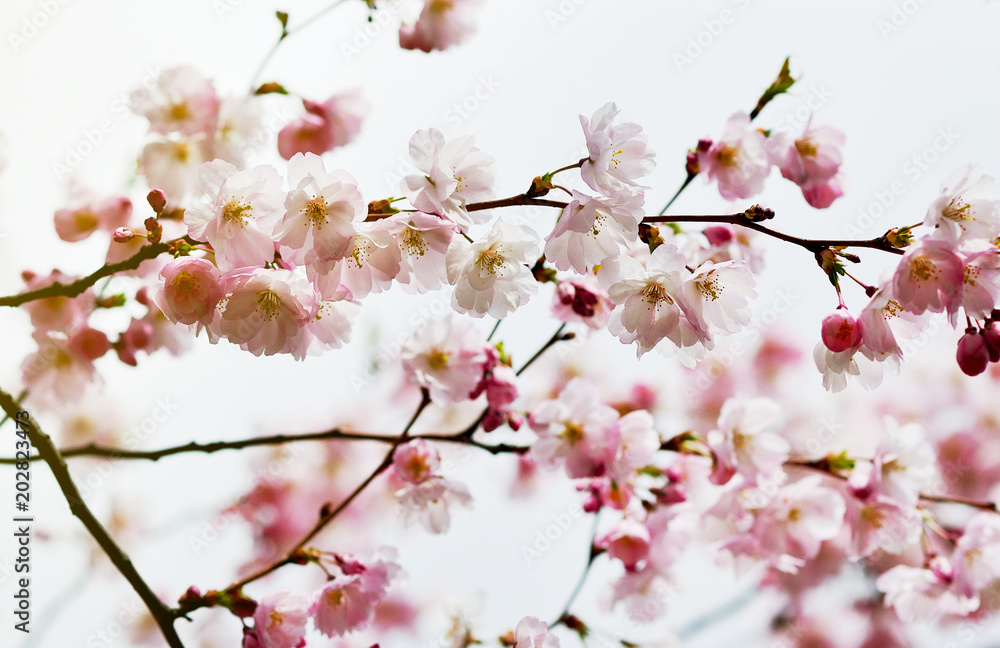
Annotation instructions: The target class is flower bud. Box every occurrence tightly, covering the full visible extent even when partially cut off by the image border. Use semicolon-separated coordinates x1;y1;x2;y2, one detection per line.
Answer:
703;225;735;246
821;309;863;352
957;329;990;376
147;189;168;214
113;227;135;243
984;321;1000;363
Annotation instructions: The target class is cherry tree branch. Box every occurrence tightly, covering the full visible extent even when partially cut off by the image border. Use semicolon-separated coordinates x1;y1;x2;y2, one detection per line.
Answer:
0;386;186;648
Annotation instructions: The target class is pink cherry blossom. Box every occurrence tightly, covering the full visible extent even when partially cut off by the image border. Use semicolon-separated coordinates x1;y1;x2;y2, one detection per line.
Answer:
389;211;456;293
801;173;845;209
275;153;364;264
597;517;652;569
752;476;845;568
400;314;488;405
277;90;368;160
446;220;539;318
821;308;863;353
600;243;688;356
529;378;619;478
767;122;845;207
396;475;472;533
308;221;403;301
252;590;313;648
216;268;318;359
20;270;94;333
513;616;560;648
958;248;1000;320
21;333;97;404
399;0;479;52
154;257;223;326
876;558;978;622
679;259;757;336
924;164;1000;243
707;397;789;485
952;513;1000;598
552;276;613;329
54;195;132;242
130;66;219;136
214;95;265;167
579;102;656;197
393;439;441;485
842;490;922;559
850;418;936;508
544;191;644;273
300;299;359;355
184;160;285;270
891;238;965;316
698;112;770;200
401;128;494;229
139;137;213;203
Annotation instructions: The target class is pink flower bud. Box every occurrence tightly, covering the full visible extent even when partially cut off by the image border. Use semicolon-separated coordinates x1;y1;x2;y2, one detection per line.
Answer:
113;227;135;243
983;321;1000;363
69;327;111;361
147;189;168;214
703;225;735;246
596;518;651;570
821;309;863;352
957;329;990;376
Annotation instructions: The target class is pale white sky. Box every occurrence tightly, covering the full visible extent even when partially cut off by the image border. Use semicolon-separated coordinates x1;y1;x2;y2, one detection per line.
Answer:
2;1;1000;646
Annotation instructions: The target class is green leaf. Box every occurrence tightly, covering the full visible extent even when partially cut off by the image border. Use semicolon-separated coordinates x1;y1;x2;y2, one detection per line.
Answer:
750;57;796;120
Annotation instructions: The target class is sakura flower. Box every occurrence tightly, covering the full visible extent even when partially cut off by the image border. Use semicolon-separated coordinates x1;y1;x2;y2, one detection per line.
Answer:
596;517;652;569
54;195;132;242
154;257;223;326
752;476;845;568
397;475;472;533
399;0;479;52
313;551;402;640
579;102;656;197
707;397;789;485
470;357;520;432
859;418;937;507
276;153;365;264
843;491;921;559
401;128;494;228
925;164;1000;243
214;95;265;167
139;137;213;202
600;243;688;356
958;247;1000;320
552;275;613;329
446;220;539;318
130;66;219;136
184;160;285;270
21;332;98;403
277;90;368;160
606;409;660;484
389;211;456;292
679;259;757;336
20;270;94;333
821;308;863;353
891;238;964;316
400;314;488;405
528;378;619;479
513;616;560;648
544;191;644;273
309;221;402;301
301;299;359;355
767;122;845;207
952;513;1000;598
393;439;440;484
216;268;318;358
252;590;313;648
698;112;770;200
876;558;979;622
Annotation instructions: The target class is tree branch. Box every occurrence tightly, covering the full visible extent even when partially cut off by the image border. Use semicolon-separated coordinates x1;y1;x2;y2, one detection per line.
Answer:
0;386;185;648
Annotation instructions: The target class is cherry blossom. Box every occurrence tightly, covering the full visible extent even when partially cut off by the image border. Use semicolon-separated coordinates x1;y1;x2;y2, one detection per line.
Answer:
513;616;560;648
184;160;285;270
399;0;479;52
308;221;403;301
552;275;613;329
277;90;368;160
389;211;456;293
544;191;643;273
54;195;132;243
579;102;656;197
252;590;313;648
876;558;979;622
130;66;219;137
400;314;489;405
707;397;789;486
529;378;619;479
698;112;770;200
767;122;845;208
154;257;223;326
891;238;965;316
924;164;1000;243
401;128;495;229
446;220;539;318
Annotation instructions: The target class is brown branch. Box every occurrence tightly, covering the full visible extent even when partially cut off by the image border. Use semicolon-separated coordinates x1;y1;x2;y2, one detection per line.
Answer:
0;386;185;648
643;214;906;256
0;238;187;308
466;195;569;212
